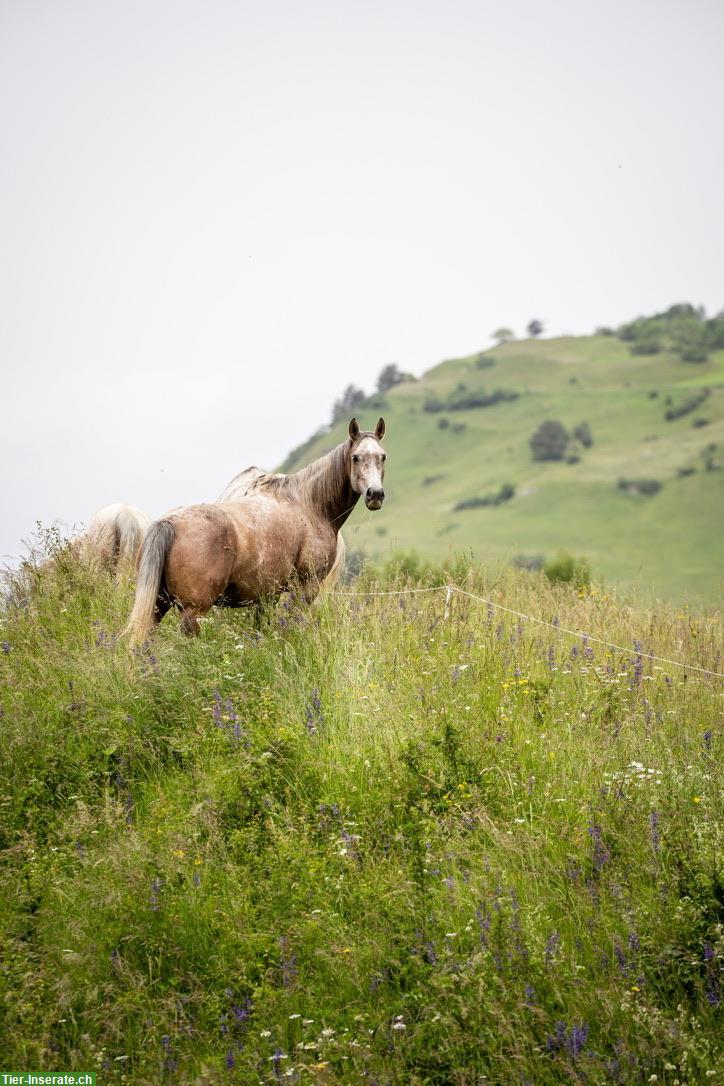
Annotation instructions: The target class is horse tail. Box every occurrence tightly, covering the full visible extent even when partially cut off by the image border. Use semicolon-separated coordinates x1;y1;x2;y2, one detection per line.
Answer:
317;532;346;600
124;520;175;646
115;507;150;576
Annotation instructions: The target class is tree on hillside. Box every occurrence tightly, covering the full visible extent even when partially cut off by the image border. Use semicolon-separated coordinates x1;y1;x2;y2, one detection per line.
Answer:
671;317;710;363
527;319;544;338
492;327;514;345
706;310;724;349
376;363;414;393
530;419;569;461
331;384;367;425
572;421;593;448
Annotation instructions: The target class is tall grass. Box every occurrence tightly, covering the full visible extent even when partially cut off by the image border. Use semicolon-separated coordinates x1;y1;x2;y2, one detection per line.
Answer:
0;543;721;1084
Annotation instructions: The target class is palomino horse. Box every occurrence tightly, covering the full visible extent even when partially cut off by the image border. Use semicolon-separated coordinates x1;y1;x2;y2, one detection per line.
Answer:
125;418;385;644
76;503;151;577
217;468;347;594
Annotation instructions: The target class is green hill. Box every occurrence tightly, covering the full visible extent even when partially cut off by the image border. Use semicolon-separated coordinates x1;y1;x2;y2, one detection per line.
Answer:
284;325;724;605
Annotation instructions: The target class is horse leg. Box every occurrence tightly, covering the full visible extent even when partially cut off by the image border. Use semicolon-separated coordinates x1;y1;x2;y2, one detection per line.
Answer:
180;606;203;637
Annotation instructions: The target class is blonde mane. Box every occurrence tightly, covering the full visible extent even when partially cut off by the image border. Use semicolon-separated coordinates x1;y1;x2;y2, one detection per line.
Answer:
234;439;361;521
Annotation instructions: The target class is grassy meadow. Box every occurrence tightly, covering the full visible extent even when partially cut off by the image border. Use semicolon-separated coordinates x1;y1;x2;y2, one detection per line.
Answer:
1;544;722;1084
285;333;724;605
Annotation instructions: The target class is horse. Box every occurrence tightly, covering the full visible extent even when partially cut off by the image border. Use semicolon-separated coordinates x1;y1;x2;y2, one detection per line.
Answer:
125;417;386;644
217;468;347;595
75;503;151;577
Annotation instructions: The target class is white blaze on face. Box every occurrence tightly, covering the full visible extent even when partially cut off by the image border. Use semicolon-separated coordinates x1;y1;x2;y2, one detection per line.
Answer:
351;436;386;508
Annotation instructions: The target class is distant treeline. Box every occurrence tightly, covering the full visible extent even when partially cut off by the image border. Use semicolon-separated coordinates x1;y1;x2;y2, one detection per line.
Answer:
598;302;724;363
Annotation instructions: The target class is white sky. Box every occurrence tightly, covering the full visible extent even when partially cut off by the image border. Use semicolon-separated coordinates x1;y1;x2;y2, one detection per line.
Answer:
1;0;723;561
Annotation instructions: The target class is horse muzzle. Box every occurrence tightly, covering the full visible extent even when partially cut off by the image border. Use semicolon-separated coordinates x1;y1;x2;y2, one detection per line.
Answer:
365;487;385;510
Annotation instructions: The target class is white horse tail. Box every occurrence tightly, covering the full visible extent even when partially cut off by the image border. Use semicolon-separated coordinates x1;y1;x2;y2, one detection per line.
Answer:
124;520;175;646
316;532;346;600
115;506;151;576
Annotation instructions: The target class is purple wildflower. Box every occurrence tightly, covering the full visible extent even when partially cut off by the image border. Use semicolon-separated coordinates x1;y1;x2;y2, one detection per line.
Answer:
423;940;437;965
703;729;712;752
161;1035;177;1074
649;810;661;852
547;645;556;670
476;902;491;945
546;1020;589;1061
588;823;610;870
544;931;560;964
304;688;324;734
631;641;644;687
212;691;223;726
2;641;11;654
150;876;163;911
341;827;361;865
225;1050;235;1069
524;984;536;1005
279;936;298;988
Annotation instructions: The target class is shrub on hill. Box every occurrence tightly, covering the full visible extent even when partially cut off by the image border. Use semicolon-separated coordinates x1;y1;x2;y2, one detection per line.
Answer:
706;309;724;348
530;420;570;461
572;421;593;448
447;388;519;411
543;551;591;588
453;483;515;511
618;478;662;496
616;303;723;363
664;389;710;421
671;318;710;363
331;383;367;424
424;388;518;413
474;354;496;369
437;416;450;429
376;364;415;392
630;325;663;355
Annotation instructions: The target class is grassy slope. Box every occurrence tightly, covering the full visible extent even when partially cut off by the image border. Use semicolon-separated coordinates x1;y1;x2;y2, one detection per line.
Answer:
287;336;724;605
0;557;721;1084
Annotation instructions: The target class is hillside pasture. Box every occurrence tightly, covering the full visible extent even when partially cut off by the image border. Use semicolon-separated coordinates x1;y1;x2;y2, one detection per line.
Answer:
288;337;724;604
0;550;721;1084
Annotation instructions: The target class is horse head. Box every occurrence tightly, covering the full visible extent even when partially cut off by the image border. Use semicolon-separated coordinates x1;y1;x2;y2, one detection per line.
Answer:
348;417;386;510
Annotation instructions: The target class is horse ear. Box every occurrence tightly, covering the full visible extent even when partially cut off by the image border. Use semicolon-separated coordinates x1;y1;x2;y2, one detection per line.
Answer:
348;418;360;441
375;417;386;441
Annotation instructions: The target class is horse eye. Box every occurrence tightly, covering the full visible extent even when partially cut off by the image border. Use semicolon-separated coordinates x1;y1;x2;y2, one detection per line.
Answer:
352;455;359;463
381;454;387;461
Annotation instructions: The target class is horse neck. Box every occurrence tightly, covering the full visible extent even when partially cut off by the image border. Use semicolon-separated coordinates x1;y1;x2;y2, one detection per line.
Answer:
292;442;358;529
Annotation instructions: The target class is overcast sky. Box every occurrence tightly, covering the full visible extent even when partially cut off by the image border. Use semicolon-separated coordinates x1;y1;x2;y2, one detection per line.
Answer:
1;0;722;562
